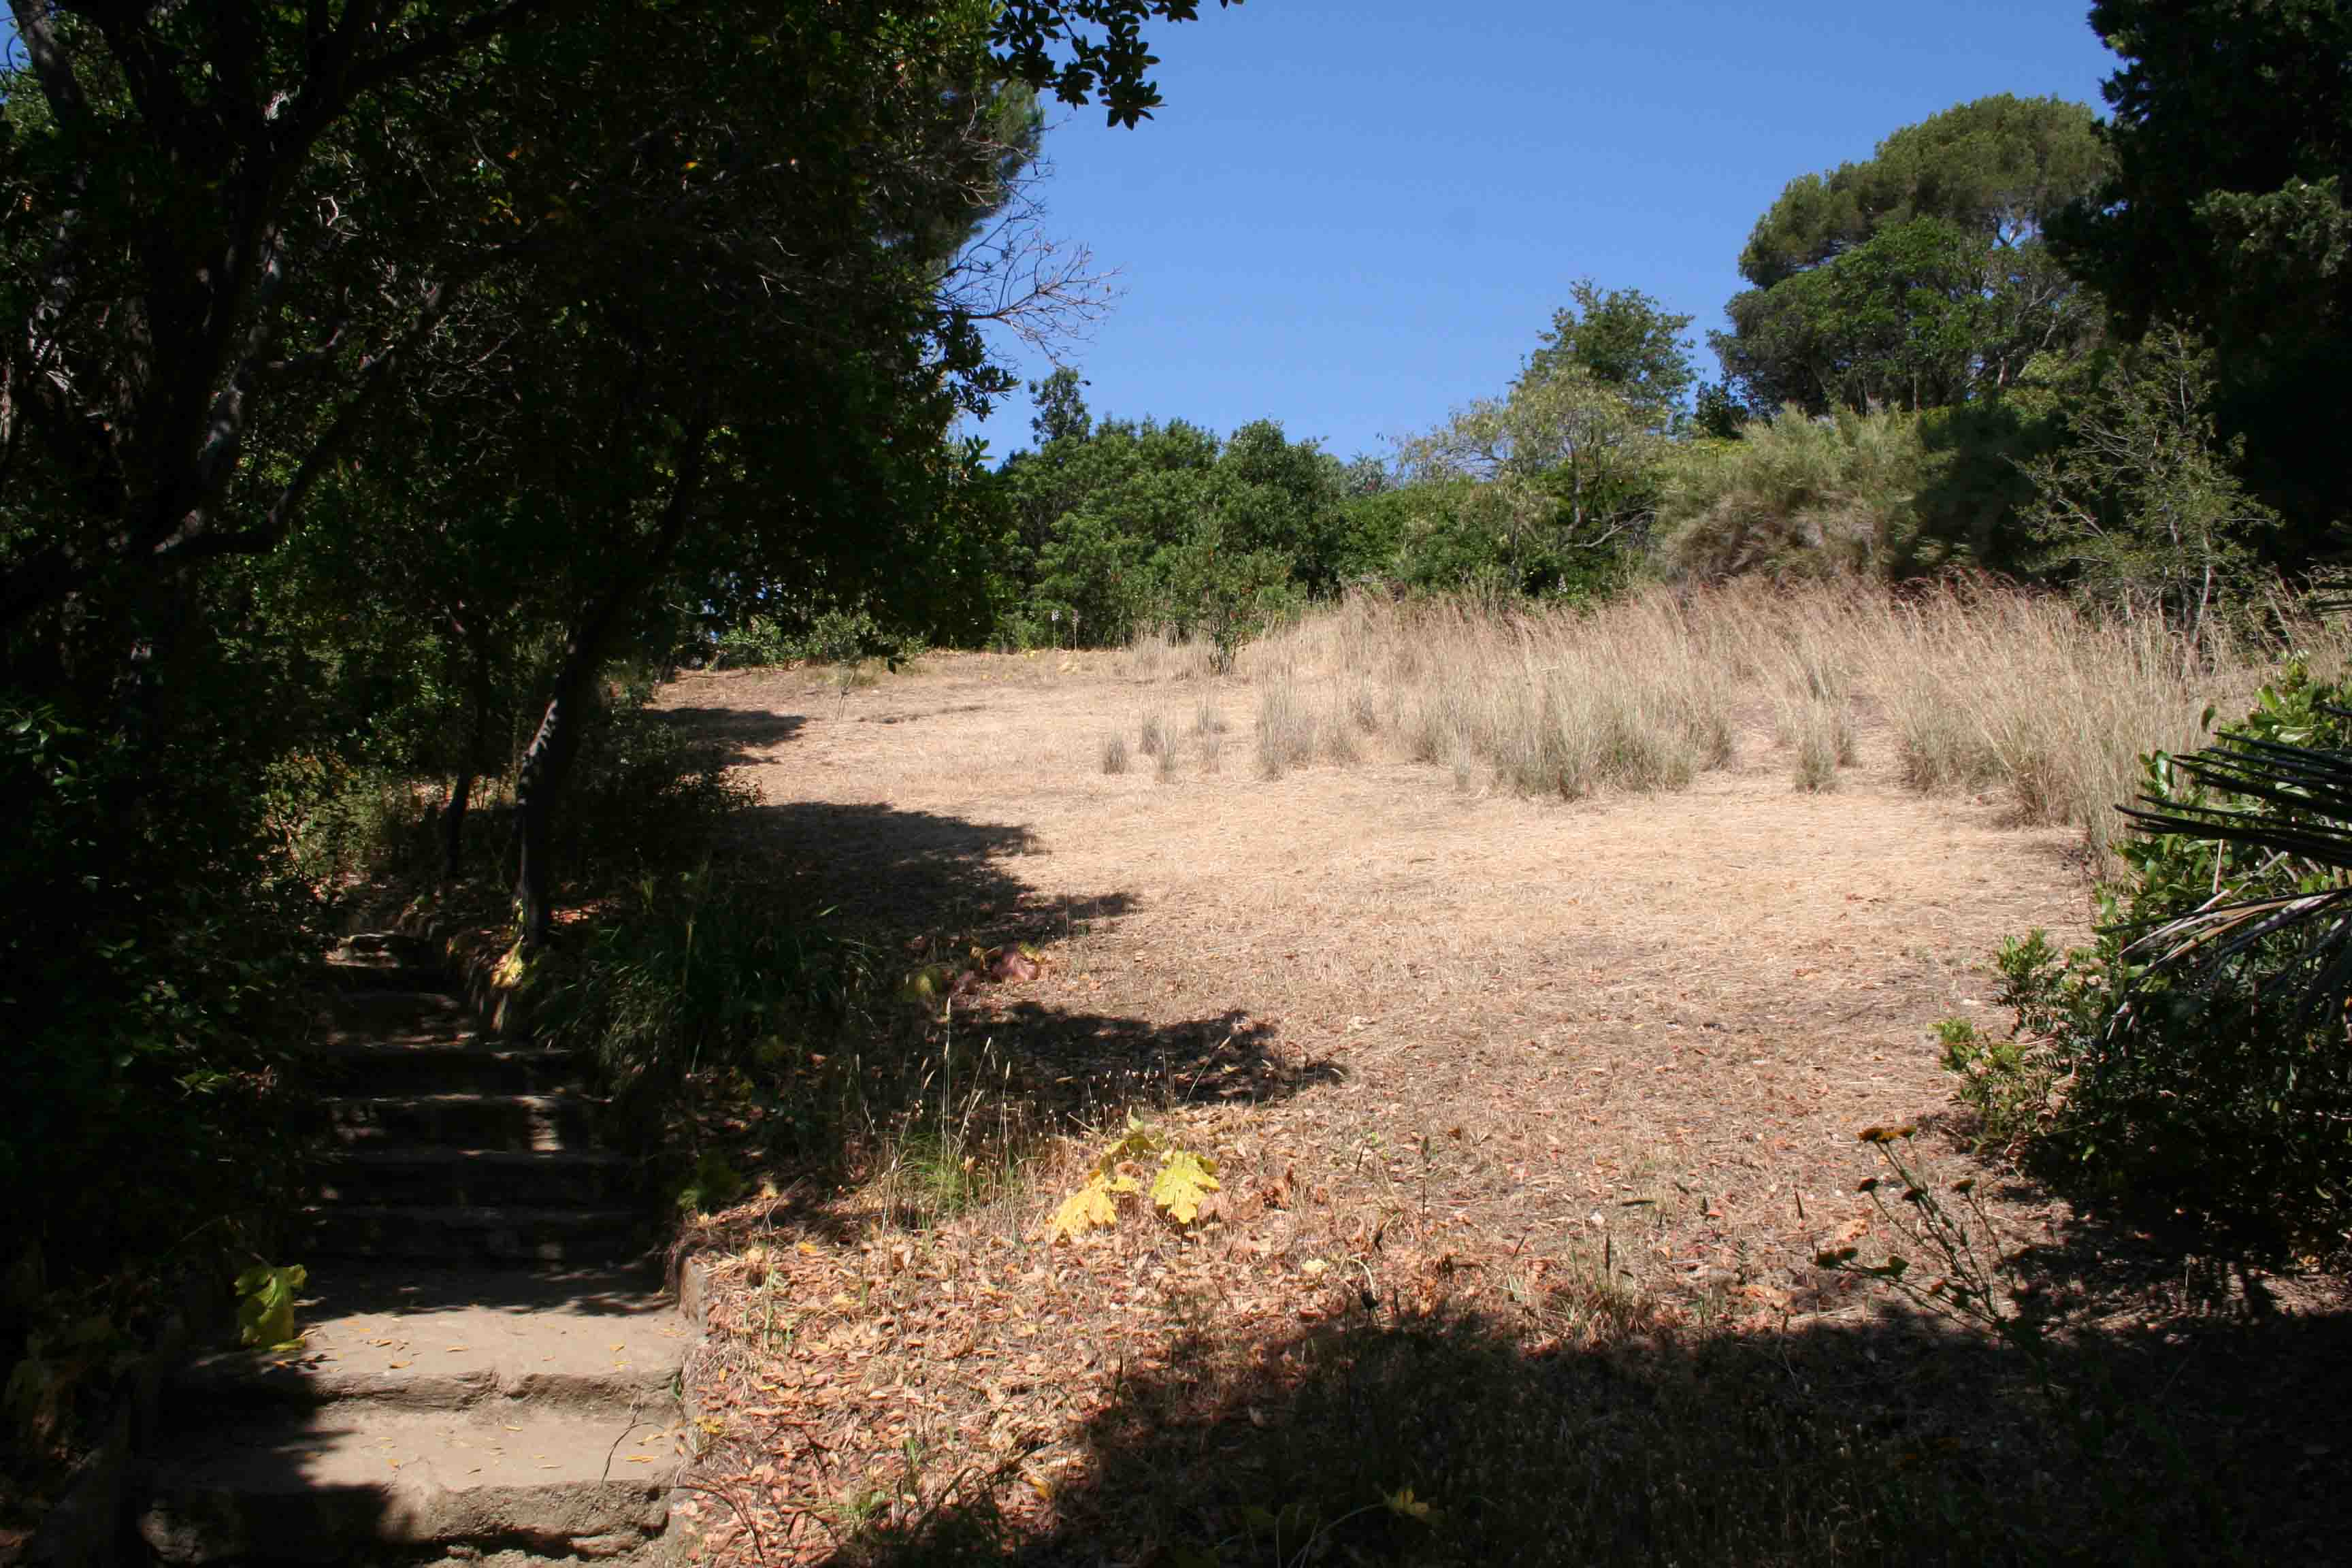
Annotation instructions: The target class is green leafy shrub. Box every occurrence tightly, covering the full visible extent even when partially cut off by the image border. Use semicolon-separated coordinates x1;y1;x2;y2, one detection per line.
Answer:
2;700;321;1481
708;605;926;670
559;698;756;885
536;867;881;1140
1657;406;1940;581
1961;667;2352;1250
713;616;798;668
1938;934;2070;1154
1147;523;1299;672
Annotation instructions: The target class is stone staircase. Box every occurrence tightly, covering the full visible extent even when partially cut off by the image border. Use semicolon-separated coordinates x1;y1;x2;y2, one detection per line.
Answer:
135;934;696;1564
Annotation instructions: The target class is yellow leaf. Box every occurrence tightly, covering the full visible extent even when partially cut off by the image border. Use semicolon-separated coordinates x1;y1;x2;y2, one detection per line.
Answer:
1106;1171;1141;1195
1384;1486;1438;1522
1150;1151;1220;1224
1049;1175;1119;1241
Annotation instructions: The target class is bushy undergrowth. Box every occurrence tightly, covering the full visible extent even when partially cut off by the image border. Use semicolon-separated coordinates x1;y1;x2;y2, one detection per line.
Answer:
1948;668;2352;1253
710;605;926;671
558;698;756;883
3;703;321;1490
296;679;753;894
529;861;1040;1224
534;867;885;1143
1659;407;1938;581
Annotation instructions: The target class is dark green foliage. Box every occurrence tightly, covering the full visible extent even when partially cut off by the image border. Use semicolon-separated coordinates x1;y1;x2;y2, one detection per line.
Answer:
711;606;930;672
1;700;321;1449
1961;669;2352;1252
1000;412;1345;644
1691;382;1750;441
2021;326;2277;637
1148;523;1299;670
531;861;896;1168
556;697;759;886
1526;280;1697;425
2053;0;2352;533
1714;95;2109;416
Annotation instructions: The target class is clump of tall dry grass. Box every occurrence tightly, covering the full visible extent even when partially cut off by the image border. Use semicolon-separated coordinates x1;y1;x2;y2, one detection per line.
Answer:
1250;630;1384;779
1846;584;2349;865
1211;581;2346;871
1124;625;1218;683
1247;592;1737;800
1137;710;1169;758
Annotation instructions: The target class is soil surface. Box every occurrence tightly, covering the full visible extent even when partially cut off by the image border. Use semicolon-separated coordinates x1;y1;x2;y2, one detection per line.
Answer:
653;651;2340;1565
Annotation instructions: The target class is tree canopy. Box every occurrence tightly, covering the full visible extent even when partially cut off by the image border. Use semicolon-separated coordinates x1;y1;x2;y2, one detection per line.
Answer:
1713;94;2109;414
2052;0;2352;531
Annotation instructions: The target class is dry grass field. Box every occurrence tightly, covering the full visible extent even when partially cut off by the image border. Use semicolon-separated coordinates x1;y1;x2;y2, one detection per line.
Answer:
655;590;2352;1567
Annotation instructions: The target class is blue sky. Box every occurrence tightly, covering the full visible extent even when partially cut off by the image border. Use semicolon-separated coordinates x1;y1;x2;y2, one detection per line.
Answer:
965;0;2119;463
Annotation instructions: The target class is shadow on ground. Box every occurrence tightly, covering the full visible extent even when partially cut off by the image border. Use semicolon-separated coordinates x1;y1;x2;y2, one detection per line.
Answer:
649;798;1337;1256
655;706;808;766
713;800;1344;1110
843;1275;2352;1566
722;800;1051;935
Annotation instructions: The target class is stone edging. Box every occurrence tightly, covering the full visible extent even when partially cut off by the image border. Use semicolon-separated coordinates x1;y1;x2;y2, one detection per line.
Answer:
395;904;535;1040
24;1301;205;1567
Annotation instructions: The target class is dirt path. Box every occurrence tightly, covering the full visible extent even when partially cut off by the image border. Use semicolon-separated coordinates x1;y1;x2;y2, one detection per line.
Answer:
656;651;2102;1560
669;651;2085;1258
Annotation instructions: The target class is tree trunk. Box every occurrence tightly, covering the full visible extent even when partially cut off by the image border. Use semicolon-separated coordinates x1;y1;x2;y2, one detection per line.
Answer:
512;402;711;950
443;768;476;882
442;629;495;882
513;651;588;949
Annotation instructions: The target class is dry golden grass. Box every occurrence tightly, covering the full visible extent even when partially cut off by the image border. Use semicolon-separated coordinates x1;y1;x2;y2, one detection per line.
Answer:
1177;581;2351;872
1123;624;1218;684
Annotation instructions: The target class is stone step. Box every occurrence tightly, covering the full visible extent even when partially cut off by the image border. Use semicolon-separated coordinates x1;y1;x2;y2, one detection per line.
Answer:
163;1270;691;1424
137;1404;679;1564
313;1039;589;1096
329;1093;604;1152
326;987;472;1034
307;1206;656;1269
338;931;440;962
318;1148;639;1209
319;958;454;994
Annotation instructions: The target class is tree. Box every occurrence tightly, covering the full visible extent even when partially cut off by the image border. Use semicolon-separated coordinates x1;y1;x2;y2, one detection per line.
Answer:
1712;95;2109;415
1030;366;1095;444
2051;0;2352;535
0;0;1231;651
0;0;1237;949
1526;280;1695;426
1400;368;1665;581
2022;325;2276;641
1204;418;1347;588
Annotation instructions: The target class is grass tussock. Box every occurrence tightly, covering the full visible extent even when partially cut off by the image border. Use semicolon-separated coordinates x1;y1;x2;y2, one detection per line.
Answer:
1197;720;1225;775
1198;581;2349;870
1124;625;1218;683
1137;710;1169;758
1247;592;1737;800
1099;733;1130;775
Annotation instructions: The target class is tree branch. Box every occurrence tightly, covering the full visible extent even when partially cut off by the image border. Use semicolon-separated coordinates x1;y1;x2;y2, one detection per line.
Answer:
157;275;470;570
7;0;93;129
342;0;562;104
